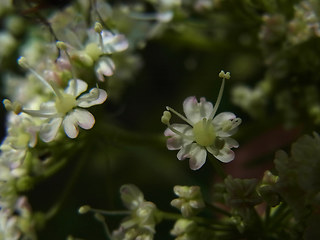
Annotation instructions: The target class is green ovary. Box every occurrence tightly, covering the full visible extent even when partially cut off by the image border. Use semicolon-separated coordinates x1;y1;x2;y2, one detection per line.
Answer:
55;94;77;115
193;119;216;147
16;132;30;147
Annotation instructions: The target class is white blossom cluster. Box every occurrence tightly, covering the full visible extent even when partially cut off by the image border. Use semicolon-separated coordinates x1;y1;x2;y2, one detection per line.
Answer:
0;0;231;239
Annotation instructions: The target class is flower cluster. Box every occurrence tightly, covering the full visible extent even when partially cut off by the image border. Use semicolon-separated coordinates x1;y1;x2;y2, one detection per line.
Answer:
162;71;241;170
171;185;205;217
112;184;158;240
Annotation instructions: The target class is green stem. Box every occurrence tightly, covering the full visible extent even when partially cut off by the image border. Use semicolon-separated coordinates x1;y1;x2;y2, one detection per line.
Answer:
95;120;166;148
208;155;227;179
45;147;88;220
205;202;231;217
264;205;270;227
157;211;233;231
94;213;112;240
38;158;68;180
268;203;291;230
90;208;130;216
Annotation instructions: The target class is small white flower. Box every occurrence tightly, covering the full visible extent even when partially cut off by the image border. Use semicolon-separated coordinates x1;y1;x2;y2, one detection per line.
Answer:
95;56;116;81
162;71;241;170
0;208;20;240
3;114;38;150
99;30;129;54
37;79;107;142
9;57;108;142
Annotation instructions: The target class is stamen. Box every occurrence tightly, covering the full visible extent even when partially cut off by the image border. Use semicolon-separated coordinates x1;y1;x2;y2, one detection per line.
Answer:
76;88;100;105
79;205;130;216
161;111;171;125
3;99;22;114
56;41;77;96
166;106;193;126
167;124;194;141
94;213;112;239
130;11;173;23
94;22;105;53
18;57;61;98
210;71;230;119
22;109;60;118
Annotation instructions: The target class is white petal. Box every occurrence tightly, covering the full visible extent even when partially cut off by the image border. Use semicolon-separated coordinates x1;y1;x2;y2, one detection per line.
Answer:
156;11;173;22
183;96;213;124
65;79;88;97
225;137;239;148
77;88;107;108
27;126;38;147
63;113;79;138
213;112;236;123
40;118;62;142
177;143;193;160
213;112;240;137
164;124;193;150
188;144;207;170
73;109;95;130
101;31;129;54
95;57;115;81
214;148;235;163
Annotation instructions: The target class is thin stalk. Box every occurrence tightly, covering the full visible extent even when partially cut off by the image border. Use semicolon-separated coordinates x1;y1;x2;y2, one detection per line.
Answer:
90;208;130;216
205;202;231;217
157;211;233;231
45;146;88;220
208;155;227;179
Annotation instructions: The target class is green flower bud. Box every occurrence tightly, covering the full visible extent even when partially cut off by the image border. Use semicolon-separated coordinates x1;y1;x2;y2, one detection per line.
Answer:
120;184;144;210
16;176;34;192
171;186;205;217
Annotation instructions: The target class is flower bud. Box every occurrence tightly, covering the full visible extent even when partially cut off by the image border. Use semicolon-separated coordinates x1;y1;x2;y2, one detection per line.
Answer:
170;219;196;236
120;184;144;210
94;22;103;33
171;186;205;217
78;205;91;214
18;56;28;68
56;41;67;50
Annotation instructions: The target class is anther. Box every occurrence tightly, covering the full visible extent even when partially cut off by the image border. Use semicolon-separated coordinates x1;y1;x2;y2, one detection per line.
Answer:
161;110;171;125
56;41;67;51
94;22;103;33
3;99;22;114
78;205;91;214
3;99;13;111
18;56;28;69
219;70;231;79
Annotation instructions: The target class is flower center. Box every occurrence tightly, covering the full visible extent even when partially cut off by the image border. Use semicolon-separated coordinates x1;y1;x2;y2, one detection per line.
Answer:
55;93;77;115
192;118;216;147
85;42;102;61
15;132;31;148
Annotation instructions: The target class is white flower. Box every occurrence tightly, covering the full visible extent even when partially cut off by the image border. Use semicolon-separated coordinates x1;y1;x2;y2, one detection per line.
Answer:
112;184;158;240
37;79;107;142
0;208;20;240
3;114;38;150
162;71;241;170
99;29;129;54
95;56;116;81
9;57;108;142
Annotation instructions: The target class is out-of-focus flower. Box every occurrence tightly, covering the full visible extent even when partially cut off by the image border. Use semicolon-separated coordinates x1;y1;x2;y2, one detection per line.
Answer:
171;186;205;217
112;184;158;240
4;57;107;142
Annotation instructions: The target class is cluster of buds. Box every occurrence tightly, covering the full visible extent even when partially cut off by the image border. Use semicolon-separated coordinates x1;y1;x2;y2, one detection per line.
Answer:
171;185;205;217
